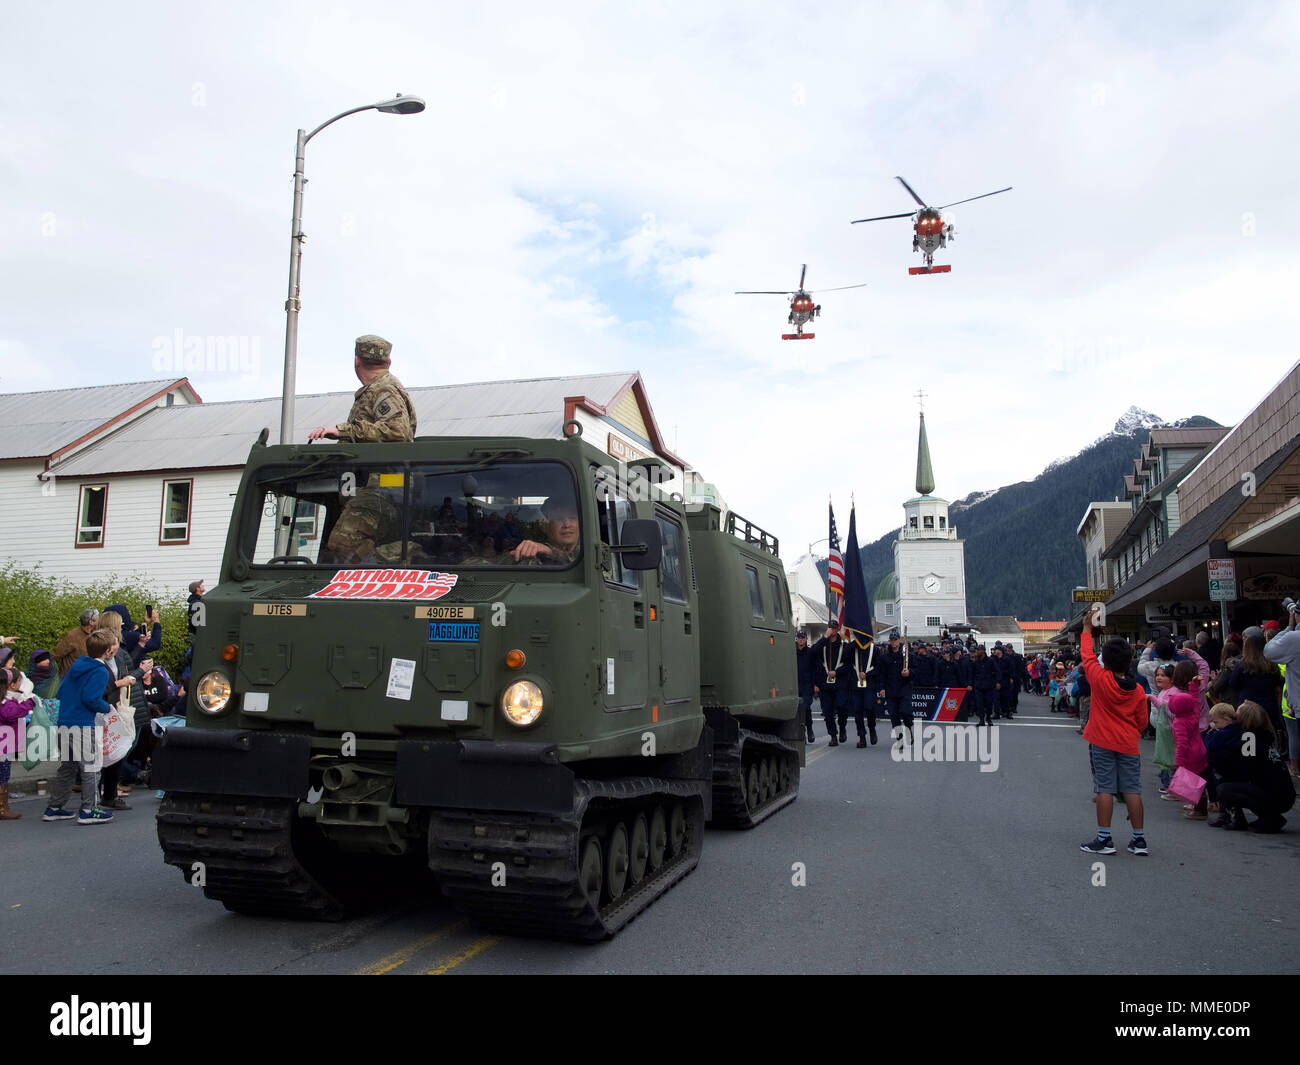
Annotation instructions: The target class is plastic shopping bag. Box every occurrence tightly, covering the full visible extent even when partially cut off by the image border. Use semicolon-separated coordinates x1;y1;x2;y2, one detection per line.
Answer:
1167;766;1206;805
21;695;57;772
99;686;138;768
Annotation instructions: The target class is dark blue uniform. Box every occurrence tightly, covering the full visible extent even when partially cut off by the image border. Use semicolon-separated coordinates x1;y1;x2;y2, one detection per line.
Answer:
992;651;1012;718
845;642;877;744
811;633;854;743
875;641;912;730
1005;649;1025;713
971;652;998;726
935;655;957;689
910;650;938;689
795;639;817;740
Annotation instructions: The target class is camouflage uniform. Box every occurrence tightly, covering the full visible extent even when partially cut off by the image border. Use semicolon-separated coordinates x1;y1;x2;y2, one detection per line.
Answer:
333;341;416;442
324;336;416;563
517;541;580;566
463;537;581;567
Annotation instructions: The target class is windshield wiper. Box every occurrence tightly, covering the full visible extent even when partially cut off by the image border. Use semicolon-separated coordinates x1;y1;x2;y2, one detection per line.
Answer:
433;449;534;478
258;451;359;488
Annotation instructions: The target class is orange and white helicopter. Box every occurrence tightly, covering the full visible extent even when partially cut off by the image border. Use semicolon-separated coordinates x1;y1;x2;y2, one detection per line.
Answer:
734;264;866;339
851;176;1011;274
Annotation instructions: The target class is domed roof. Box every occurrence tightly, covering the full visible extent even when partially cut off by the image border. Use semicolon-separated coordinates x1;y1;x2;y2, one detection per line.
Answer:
874;571;897;602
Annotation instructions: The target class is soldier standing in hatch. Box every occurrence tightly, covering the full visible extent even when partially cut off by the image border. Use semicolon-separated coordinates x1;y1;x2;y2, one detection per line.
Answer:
310;335;417;564
308;334;416;444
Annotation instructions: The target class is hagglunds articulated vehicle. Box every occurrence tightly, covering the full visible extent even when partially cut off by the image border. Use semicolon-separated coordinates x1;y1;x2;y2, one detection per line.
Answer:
153;426;799;939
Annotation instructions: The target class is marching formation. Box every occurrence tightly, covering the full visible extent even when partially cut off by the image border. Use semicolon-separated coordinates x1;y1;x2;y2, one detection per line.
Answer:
794;624;1028;746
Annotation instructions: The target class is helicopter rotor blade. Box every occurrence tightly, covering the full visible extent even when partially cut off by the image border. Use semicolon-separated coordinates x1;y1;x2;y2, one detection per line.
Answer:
896;176;927;207
937;187;1012;210
850;212;915;223
815;283;868;293
798;264;807;290
734;290;793;295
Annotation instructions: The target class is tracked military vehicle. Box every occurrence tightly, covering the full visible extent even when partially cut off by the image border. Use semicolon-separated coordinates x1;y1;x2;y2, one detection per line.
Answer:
153;425;799;940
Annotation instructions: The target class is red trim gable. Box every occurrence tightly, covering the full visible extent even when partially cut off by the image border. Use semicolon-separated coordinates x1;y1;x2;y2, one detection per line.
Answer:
564;373;690;470
46;378;201;463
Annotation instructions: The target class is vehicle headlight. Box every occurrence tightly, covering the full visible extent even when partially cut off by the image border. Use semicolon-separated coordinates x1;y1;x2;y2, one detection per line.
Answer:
196;671;232;715
501;680;543;727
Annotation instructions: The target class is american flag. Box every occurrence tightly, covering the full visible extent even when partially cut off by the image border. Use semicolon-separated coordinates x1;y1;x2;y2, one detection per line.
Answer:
827;501;844;626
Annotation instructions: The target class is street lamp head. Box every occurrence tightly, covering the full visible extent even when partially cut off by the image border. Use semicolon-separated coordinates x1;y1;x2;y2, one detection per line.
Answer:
375;94;425;115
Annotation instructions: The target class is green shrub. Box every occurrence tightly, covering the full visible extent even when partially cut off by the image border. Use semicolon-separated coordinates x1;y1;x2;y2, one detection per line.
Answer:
0;563;191;680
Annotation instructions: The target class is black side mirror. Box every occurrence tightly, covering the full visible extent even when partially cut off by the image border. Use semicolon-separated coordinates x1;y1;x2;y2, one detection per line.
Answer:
618;519;662;571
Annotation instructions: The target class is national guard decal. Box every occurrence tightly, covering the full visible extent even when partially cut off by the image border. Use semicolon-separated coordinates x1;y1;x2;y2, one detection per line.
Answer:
310;569;459;600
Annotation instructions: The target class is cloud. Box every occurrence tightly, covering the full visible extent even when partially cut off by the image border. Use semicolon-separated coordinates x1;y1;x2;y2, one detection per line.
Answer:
1;0;1297;565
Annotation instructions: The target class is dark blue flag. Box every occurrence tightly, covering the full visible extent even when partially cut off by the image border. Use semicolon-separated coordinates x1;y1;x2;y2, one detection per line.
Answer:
841;504;875;651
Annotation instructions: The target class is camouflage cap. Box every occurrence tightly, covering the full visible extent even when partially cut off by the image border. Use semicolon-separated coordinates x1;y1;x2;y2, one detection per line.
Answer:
355;334;393;363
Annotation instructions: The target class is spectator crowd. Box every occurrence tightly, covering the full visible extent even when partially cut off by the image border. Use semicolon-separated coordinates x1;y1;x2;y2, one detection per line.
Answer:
0;581;203;825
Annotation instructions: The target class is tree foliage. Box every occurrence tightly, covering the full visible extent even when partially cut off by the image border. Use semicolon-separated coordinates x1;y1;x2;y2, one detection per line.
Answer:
0;562;190;679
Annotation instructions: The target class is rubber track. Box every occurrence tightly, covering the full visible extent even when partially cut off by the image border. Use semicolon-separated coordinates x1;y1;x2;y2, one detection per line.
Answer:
156;794;347;920
710;727;801;829
428;777;705;942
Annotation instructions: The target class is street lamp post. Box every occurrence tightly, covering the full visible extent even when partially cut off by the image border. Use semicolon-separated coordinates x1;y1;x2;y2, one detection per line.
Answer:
278;94;425;447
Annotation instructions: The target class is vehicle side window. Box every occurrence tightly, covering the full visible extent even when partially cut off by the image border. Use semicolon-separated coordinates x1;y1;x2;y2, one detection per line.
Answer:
769;573;785;622
656;515;688;604
594;467;638;590
746;566;764;619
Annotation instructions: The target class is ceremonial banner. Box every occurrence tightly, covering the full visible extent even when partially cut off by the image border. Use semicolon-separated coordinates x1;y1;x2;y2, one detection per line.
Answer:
908;686;970;721
841;504;875;651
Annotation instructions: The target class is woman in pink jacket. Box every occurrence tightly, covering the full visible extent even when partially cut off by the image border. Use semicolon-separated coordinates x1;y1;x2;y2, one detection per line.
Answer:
1169;659;1209;820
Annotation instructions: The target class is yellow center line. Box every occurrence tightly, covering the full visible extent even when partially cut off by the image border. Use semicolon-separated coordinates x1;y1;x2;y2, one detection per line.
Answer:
425;935;502;975
355;920;468;975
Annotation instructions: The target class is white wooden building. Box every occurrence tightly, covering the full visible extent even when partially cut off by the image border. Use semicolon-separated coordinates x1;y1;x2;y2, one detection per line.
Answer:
0;372;692;592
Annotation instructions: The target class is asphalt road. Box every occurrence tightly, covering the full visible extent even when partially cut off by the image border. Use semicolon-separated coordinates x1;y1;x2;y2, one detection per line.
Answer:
4;694;1296;974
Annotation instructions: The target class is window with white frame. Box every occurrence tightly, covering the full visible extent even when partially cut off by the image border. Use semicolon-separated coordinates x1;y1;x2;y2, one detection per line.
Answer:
160;479;193;544
292;497;320;540
76;484;108;546
926;615;941;627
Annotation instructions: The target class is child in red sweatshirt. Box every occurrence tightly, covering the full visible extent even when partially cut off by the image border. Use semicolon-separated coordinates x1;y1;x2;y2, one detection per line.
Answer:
1079;604;1151;855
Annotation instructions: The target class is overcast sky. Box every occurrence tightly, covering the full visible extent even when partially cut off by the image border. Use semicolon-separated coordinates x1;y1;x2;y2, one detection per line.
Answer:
3;1;1297;557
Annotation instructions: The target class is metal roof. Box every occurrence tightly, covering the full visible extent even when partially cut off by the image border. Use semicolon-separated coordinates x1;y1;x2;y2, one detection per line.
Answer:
967;616;1021;633
1147;427;1229;448
1104;432;1300;616
795;593;830;623
0;379;189;461
50;372;637;477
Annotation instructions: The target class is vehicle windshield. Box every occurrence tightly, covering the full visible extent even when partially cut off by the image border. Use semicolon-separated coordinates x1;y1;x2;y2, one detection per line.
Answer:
245;459;581;569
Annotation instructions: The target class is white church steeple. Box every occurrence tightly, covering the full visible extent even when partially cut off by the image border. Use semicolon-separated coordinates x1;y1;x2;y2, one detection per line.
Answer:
891;403;968;637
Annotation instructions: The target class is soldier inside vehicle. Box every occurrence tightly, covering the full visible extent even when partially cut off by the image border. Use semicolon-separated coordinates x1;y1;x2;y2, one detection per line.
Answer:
250;460;582;569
